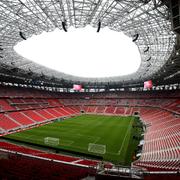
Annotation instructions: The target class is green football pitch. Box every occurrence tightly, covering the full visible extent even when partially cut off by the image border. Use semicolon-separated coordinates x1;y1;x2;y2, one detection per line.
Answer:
4;114;142;165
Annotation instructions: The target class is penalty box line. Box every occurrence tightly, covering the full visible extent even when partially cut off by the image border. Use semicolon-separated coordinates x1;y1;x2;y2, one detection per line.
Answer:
76;133;101;143
92;137;101;144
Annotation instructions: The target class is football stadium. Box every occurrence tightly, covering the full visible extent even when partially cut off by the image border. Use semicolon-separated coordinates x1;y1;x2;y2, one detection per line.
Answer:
0;0;179;179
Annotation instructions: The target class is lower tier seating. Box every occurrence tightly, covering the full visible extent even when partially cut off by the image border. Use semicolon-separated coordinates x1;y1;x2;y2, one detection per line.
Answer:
0;151;93;180
0;106;79;134
132;108;180;171
0;142;101;167
0;114;20;130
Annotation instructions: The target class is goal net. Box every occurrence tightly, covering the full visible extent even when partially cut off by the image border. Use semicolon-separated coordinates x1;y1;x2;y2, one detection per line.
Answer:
88;143;106;154
44;137;59;146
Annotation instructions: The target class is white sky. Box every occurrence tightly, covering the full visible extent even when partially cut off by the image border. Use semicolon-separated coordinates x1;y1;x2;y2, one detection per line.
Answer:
14;26;141;78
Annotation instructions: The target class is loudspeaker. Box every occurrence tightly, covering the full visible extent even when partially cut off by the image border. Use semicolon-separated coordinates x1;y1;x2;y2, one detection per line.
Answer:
170;0;180;34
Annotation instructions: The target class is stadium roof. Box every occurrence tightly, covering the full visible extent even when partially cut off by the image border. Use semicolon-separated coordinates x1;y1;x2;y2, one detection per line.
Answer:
0;0;179;88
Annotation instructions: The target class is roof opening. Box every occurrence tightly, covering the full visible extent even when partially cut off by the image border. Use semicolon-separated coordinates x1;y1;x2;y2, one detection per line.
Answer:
14;26;141;78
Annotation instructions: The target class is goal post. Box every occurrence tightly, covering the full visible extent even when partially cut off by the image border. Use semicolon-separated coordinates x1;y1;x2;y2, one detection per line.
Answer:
88;143;106;154
44;137;59;146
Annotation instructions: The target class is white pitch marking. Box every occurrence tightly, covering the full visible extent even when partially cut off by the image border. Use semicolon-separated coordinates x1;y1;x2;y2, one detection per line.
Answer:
117;119;133;155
